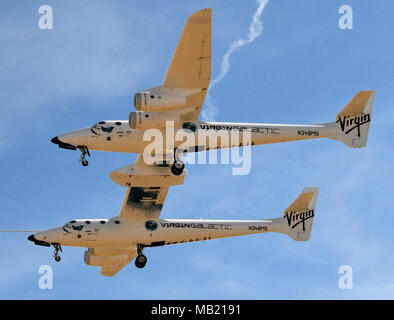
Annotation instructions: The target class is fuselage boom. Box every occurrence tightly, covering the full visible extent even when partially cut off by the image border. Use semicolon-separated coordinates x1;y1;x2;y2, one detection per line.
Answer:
54;120;337;155
32;218;286;249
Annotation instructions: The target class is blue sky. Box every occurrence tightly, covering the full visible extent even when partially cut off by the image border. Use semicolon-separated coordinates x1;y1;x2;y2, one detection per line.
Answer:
0;0;393;299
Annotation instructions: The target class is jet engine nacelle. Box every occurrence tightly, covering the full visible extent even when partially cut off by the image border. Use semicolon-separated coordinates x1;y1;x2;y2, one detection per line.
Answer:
134;92;186;112
129;111;180;130
84;250;130;266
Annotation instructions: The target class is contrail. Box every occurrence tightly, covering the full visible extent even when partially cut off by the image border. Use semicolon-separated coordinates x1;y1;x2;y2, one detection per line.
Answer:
202;0;269;121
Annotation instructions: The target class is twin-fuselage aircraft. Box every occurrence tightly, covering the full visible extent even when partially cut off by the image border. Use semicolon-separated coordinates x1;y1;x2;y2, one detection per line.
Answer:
27;9;375;276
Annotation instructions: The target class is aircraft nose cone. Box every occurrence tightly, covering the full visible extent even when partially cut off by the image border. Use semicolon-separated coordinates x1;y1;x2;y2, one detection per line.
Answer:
27;234;36;242
51;136;60;145
50;135;77;150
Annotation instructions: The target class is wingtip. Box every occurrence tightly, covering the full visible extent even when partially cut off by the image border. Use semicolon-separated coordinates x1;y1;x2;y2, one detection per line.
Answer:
191;8;212;17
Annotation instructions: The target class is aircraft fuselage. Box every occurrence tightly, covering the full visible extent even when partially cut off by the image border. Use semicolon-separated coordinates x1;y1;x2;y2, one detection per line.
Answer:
30;217;287;249
53;120;338;155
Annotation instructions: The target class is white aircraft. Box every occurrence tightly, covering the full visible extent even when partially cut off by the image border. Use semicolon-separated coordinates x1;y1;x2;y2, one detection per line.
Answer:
50;8;376;175
27;187;319;276
23;9;373;277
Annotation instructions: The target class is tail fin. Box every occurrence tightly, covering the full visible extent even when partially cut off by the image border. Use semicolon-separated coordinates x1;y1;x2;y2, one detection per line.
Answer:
334;90;376;148
282;187;319;241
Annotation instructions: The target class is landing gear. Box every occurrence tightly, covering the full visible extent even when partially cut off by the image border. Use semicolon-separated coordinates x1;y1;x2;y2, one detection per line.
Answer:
78;146;90;167
171;160;185;175
52;243;62;262
135;244;147;269
135;254;147;268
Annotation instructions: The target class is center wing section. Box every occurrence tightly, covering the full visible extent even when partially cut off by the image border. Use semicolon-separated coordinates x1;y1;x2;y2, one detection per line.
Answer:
118;186;168;220
110;155;186;221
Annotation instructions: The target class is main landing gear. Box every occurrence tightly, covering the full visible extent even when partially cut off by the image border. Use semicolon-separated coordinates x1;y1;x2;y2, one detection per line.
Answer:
135;244;147;269
169;148;185;176
78;146;90;167
52;243;62;262
171;160;185;176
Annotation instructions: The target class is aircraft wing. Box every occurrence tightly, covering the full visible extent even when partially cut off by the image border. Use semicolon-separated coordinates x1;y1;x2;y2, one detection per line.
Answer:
110;155;186;221
137;9;212;121
86;153;186;276
100;262;131;277
85;247;138;277
118;185;169;220
164;9;211;90
100;255;137;277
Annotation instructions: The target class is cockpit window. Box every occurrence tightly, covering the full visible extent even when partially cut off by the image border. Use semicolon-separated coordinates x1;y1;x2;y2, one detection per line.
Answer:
99;121;105;124
63;220;76;228
71;225;84;231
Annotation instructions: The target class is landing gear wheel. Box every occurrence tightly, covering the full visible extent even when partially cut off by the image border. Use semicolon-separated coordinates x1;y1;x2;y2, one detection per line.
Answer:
135;254;147;268
78;146;90;167
171;160;185;175
52;243;62;262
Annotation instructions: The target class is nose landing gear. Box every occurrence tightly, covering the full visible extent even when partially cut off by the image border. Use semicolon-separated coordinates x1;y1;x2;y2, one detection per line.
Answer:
52;243;62;262
135;244;147;269
78;146;90;167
